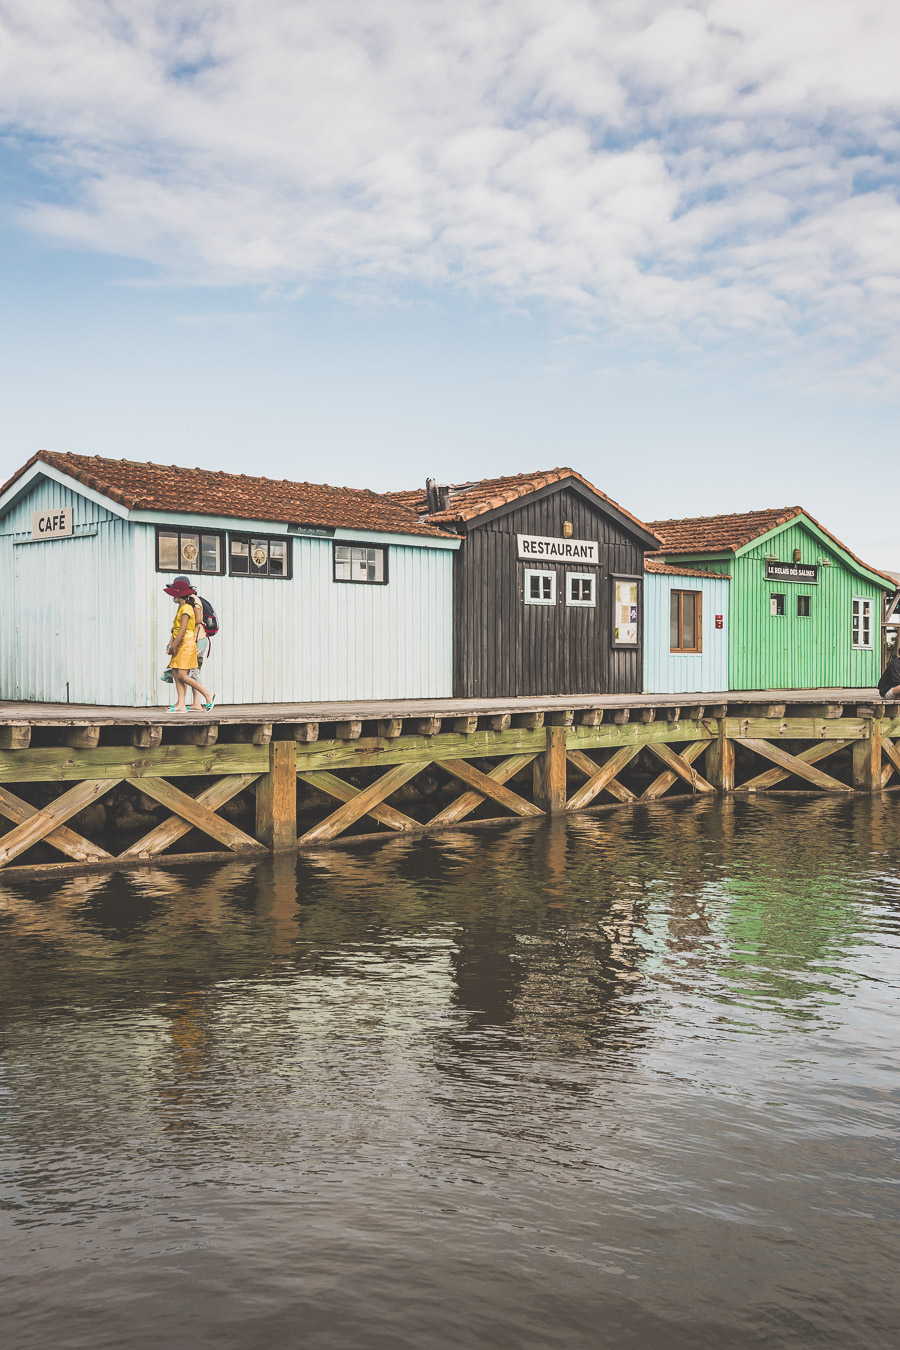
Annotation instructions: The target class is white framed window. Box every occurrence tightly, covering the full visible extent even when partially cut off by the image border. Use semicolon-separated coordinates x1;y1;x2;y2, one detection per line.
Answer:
852;597;873;648
524;569;556;605
333;543;387;584
770;592;785;617
566;572;596;607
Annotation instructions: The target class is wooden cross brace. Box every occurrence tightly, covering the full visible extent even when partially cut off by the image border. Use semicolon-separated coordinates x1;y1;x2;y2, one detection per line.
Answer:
0;778;122;867
0;783;113;864
566;746;638;809
428;754;539;827
437;758;544;819
737;738;854;793
642;740;711;801
299;762;425;845
880;736;900;788
735;738;853;793
119;773;263;858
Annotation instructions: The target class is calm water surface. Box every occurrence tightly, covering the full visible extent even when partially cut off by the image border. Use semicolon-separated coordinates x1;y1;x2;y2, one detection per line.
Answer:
1;796;899;1349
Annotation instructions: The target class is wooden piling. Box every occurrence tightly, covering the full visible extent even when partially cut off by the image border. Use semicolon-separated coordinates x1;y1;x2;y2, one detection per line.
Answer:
255;740;298;851
534;725;567;814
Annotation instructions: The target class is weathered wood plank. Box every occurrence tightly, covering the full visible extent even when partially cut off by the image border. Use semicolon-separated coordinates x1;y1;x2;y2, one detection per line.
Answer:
533;726;567;813
231;722;274;745
120;774;261;858
290;722;320;742
299;763;425;845
613;709;630;725
335;720;363;740
736;739;853;793
566;746;638;809
300;769;418;833
442;758;544;818
130;776;266;852
172;724;219;747
664;707;682;722
737;739;852;792
547;710;574;727
881;736;900;777
724;717;866;741
0;724;31;750
131;725;163;749
646;742;715;793
0;778;121;867
576;709;603;727
518;712;545;730
415;717;442;737
428;754;539;827
0;784;112;863
487;713;511;732
376;719;403;738
0;743;269;783
852;721;883;792
639;708;656;724
451;716;479;735
255;740;297;850
642;740;709;802
705;726;734;792
62;725;100;749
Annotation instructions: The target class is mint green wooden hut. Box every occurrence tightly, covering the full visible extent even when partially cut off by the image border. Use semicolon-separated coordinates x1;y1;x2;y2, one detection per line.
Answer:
647;507;892;691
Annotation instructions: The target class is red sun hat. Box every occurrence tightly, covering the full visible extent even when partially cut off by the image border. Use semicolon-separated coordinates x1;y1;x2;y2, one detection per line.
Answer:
163;578;195;597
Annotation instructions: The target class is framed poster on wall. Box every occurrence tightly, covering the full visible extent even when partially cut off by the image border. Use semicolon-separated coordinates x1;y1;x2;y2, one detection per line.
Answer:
612;577;640;646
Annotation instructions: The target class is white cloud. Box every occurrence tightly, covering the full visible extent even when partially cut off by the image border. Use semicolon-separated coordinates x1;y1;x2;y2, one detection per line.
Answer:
1;0;900;384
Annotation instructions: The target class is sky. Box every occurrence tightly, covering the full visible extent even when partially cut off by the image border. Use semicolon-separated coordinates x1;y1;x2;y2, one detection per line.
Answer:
0;0;897;565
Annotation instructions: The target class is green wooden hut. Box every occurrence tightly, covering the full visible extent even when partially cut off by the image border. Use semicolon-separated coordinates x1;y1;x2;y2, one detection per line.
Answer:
647;507;893;691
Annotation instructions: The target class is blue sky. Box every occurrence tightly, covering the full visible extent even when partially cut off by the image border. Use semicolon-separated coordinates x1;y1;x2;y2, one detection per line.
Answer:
0;1;897;565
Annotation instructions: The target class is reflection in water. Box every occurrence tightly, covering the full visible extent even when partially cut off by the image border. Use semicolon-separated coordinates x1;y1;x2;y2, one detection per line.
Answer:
1;796;900;1349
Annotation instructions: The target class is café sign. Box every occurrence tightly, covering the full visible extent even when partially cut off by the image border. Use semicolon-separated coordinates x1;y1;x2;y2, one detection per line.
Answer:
517;533;599;565
32;508;74;540
765;560;818;584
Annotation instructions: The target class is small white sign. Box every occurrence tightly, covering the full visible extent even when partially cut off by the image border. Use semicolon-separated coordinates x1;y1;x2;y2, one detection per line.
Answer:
517;533;598;565
32;508;74;540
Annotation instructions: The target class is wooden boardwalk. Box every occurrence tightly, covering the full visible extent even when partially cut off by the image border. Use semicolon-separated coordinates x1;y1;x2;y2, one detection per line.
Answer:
0;689;896;879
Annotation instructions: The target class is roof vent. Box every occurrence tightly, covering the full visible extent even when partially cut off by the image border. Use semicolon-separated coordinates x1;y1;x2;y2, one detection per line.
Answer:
425;478;451;513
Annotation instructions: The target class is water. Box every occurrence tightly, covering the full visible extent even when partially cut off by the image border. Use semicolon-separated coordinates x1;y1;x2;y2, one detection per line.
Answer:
2;795;899;1349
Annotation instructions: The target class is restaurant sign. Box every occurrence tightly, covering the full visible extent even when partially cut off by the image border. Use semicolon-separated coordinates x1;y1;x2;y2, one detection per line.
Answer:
517;533;599;565
765;561;818;584
31;508;74;540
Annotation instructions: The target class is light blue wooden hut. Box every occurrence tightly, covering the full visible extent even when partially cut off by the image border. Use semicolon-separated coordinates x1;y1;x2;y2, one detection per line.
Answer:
0;451;458;706
643;558;730;694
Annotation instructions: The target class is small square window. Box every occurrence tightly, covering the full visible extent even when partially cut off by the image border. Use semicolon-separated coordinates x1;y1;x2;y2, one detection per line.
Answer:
770;593;785;616
797;595;810;617
566;572;596;607
333;542;387;584
524;569;556;605
229;533;292;579
156;527;224;575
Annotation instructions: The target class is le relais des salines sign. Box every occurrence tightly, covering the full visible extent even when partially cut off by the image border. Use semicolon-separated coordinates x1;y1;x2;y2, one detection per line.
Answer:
517;533;599;564
31;508;74;540
764;560;819;584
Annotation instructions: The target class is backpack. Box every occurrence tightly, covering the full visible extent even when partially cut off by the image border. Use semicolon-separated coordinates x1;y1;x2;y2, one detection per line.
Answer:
197;596;220;638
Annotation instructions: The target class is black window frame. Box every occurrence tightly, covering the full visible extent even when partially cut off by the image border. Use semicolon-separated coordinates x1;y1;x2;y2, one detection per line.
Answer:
332;541;389;586
155;525;226;577
770;592;786;616
228;532;293;580
797;594;811;617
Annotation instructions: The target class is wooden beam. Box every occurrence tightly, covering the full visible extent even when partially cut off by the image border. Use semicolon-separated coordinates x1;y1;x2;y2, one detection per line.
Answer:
173;724;219;747
708;704;728;719
299;762;425;845
705;725;734;792
576;709;603;727
255;740;297;850
0;778;121;867
744;703;786;719
881;735;900;778
443;758;545;818
685;705;706;720
566;746;638;809
548;710;574;727
231;722;273;745
533;725;568;814
664;707;682;722
120;774;261;858
0;742;269;784
646;742;715;793
428;754;539;827
415;717;442;736
0;784;112;863
613;709;630;725
61;725;100;749
290;722;319;742
487;713;511;732
724;717;865;742
737;739;852;792
377;719;403;738
882;762;895;789
642;740;709;801
131;725;163;749
130;777;266;852
0;724;31;750
518;712;544;730
736;738;853;793
451;716;479;735
300;769;418;833
795;704;844;719
335;720;363;740
852;721;882;792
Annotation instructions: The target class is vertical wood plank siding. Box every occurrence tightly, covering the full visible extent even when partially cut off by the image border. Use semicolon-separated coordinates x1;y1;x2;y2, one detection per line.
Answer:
1;481;454;704
643;573;730;693
453;486;646;697
716;522;882;690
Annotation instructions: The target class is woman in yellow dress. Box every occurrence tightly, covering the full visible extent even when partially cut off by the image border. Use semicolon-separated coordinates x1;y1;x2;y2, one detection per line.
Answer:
164;579;215;712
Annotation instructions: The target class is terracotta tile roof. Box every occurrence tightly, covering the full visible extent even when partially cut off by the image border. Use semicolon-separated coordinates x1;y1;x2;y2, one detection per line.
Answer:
387;467;657;539
648;504;894;588
647;507;802;553
3;451;454;539
644;557;731;579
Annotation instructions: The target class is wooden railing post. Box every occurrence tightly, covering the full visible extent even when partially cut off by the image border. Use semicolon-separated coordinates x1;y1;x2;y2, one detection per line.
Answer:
852;714;882;793
256;740;298;850
534;725;567;814
706;720;735;793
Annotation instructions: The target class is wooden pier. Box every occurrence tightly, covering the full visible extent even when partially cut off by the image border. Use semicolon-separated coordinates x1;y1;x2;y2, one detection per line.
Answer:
1;691;897;878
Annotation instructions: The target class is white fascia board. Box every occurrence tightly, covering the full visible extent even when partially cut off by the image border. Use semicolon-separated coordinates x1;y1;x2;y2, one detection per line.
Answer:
0;462;131;520
127;508;460;550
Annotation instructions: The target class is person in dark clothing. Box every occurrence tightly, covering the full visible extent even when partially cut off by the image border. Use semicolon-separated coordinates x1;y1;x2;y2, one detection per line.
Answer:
878;656;900;698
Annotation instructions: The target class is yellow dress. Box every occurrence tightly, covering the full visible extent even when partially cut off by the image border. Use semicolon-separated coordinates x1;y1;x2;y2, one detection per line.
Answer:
168;601;199;671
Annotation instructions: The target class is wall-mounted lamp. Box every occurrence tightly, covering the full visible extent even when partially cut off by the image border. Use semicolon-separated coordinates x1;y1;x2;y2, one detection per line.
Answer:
793;548;802;563
563;521;573;538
